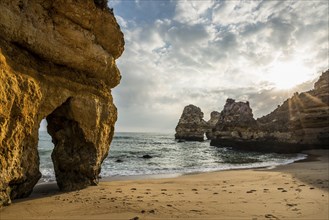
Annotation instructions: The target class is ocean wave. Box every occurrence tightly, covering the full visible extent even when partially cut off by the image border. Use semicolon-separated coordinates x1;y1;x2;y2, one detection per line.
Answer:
38;133;308;183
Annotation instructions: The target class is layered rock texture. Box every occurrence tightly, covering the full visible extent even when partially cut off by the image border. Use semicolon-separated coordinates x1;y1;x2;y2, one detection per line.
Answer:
0;0;124;206
175;105;208;141
207;99;257;140
210;70;329;153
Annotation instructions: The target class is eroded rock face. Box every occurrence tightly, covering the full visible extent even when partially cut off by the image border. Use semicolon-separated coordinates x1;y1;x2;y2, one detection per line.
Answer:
217;99;257;131
208;99;257;141
256;70;329;148
210;70;329;153
0;0;124;206
175;105;208;141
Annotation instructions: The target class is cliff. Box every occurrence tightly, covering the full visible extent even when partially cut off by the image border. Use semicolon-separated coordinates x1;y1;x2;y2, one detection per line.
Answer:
0;0;124;206
175;105;208;141
210;70;329;153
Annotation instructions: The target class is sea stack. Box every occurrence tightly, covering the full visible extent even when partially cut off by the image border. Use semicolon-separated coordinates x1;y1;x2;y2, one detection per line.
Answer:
0;0;124;206
175;104;208;141
209;99;257;141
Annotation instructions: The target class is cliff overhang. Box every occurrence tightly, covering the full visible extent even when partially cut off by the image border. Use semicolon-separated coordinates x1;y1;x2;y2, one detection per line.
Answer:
0;0;124;206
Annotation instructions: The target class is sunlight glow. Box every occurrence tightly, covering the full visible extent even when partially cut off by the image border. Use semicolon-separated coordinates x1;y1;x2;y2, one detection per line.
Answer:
266;60;313;90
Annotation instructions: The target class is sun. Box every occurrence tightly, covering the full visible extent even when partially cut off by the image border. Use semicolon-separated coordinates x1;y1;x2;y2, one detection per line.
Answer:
266;60;313;90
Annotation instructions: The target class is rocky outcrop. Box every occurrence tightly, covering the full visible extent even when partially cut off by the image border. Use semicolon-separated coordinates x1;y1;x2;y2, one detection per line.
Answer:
208;99;257;141
216;99;257;131
0;0;124;206
210;70;329;153
175;105;208;141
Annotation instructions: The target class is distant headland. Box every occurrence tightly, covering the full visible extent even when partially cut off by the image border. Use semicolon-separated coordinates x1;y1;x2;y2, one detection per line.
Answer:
175;70;329;153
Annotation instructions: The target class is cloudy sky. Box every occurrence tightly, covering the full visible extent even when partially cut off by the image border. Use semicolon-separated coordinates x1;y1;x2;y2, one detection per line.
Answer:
108;0;328;133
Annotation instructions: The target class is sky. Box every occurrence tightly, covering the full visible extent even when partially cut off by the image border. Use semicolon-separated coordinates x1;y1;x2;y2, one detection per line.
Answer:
108;0;329;133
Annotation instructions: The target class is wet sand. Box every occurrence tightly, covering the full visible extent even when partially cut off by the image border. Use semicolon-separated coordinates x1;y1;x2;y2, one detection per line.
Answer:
1;150;328;220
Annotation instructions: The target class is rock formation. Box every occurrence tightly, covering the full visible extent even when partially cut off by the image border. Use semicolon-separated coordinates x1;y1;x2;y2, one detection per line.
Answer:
210;70;329;153
0;0;124;206
175;105;208;141
207;99;257;141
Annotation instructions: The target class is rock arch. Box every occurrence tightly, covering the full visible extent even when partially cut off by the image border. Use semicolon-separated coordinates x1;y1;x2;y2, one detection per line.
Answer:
0;0;124;206
46;97;108;191
0;75;118;206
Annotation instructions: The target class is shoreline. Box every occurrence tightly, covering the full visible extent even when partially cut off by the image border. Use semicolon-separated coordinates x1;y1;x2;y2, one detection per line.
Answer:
36;151;308;186
2;149;328;219
29;150;318;198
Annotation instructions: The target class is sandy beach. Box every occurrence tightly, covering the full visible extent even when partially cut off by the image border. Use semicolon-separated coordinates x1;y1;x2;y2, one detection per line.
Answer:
1;150;328;220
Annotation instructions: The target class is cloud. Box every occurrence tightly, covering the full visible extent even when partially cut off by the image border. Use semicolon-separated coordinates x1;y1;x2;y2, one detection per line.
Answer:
110;0;328;132
174;0;214;25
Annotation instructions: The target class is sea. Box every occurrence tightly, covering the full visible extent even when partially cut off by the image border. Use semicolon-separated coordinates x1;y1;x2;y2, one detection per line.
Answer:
38;131;307;183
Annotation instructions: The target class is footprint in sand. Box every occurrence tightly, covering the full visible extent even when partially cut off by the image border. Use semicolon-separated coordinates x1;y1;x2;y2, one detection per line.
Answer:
190;209;201;212
192;189;198;191
265;214;278;219
286;203;297;207
130;188;137;191
161;189;167;191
